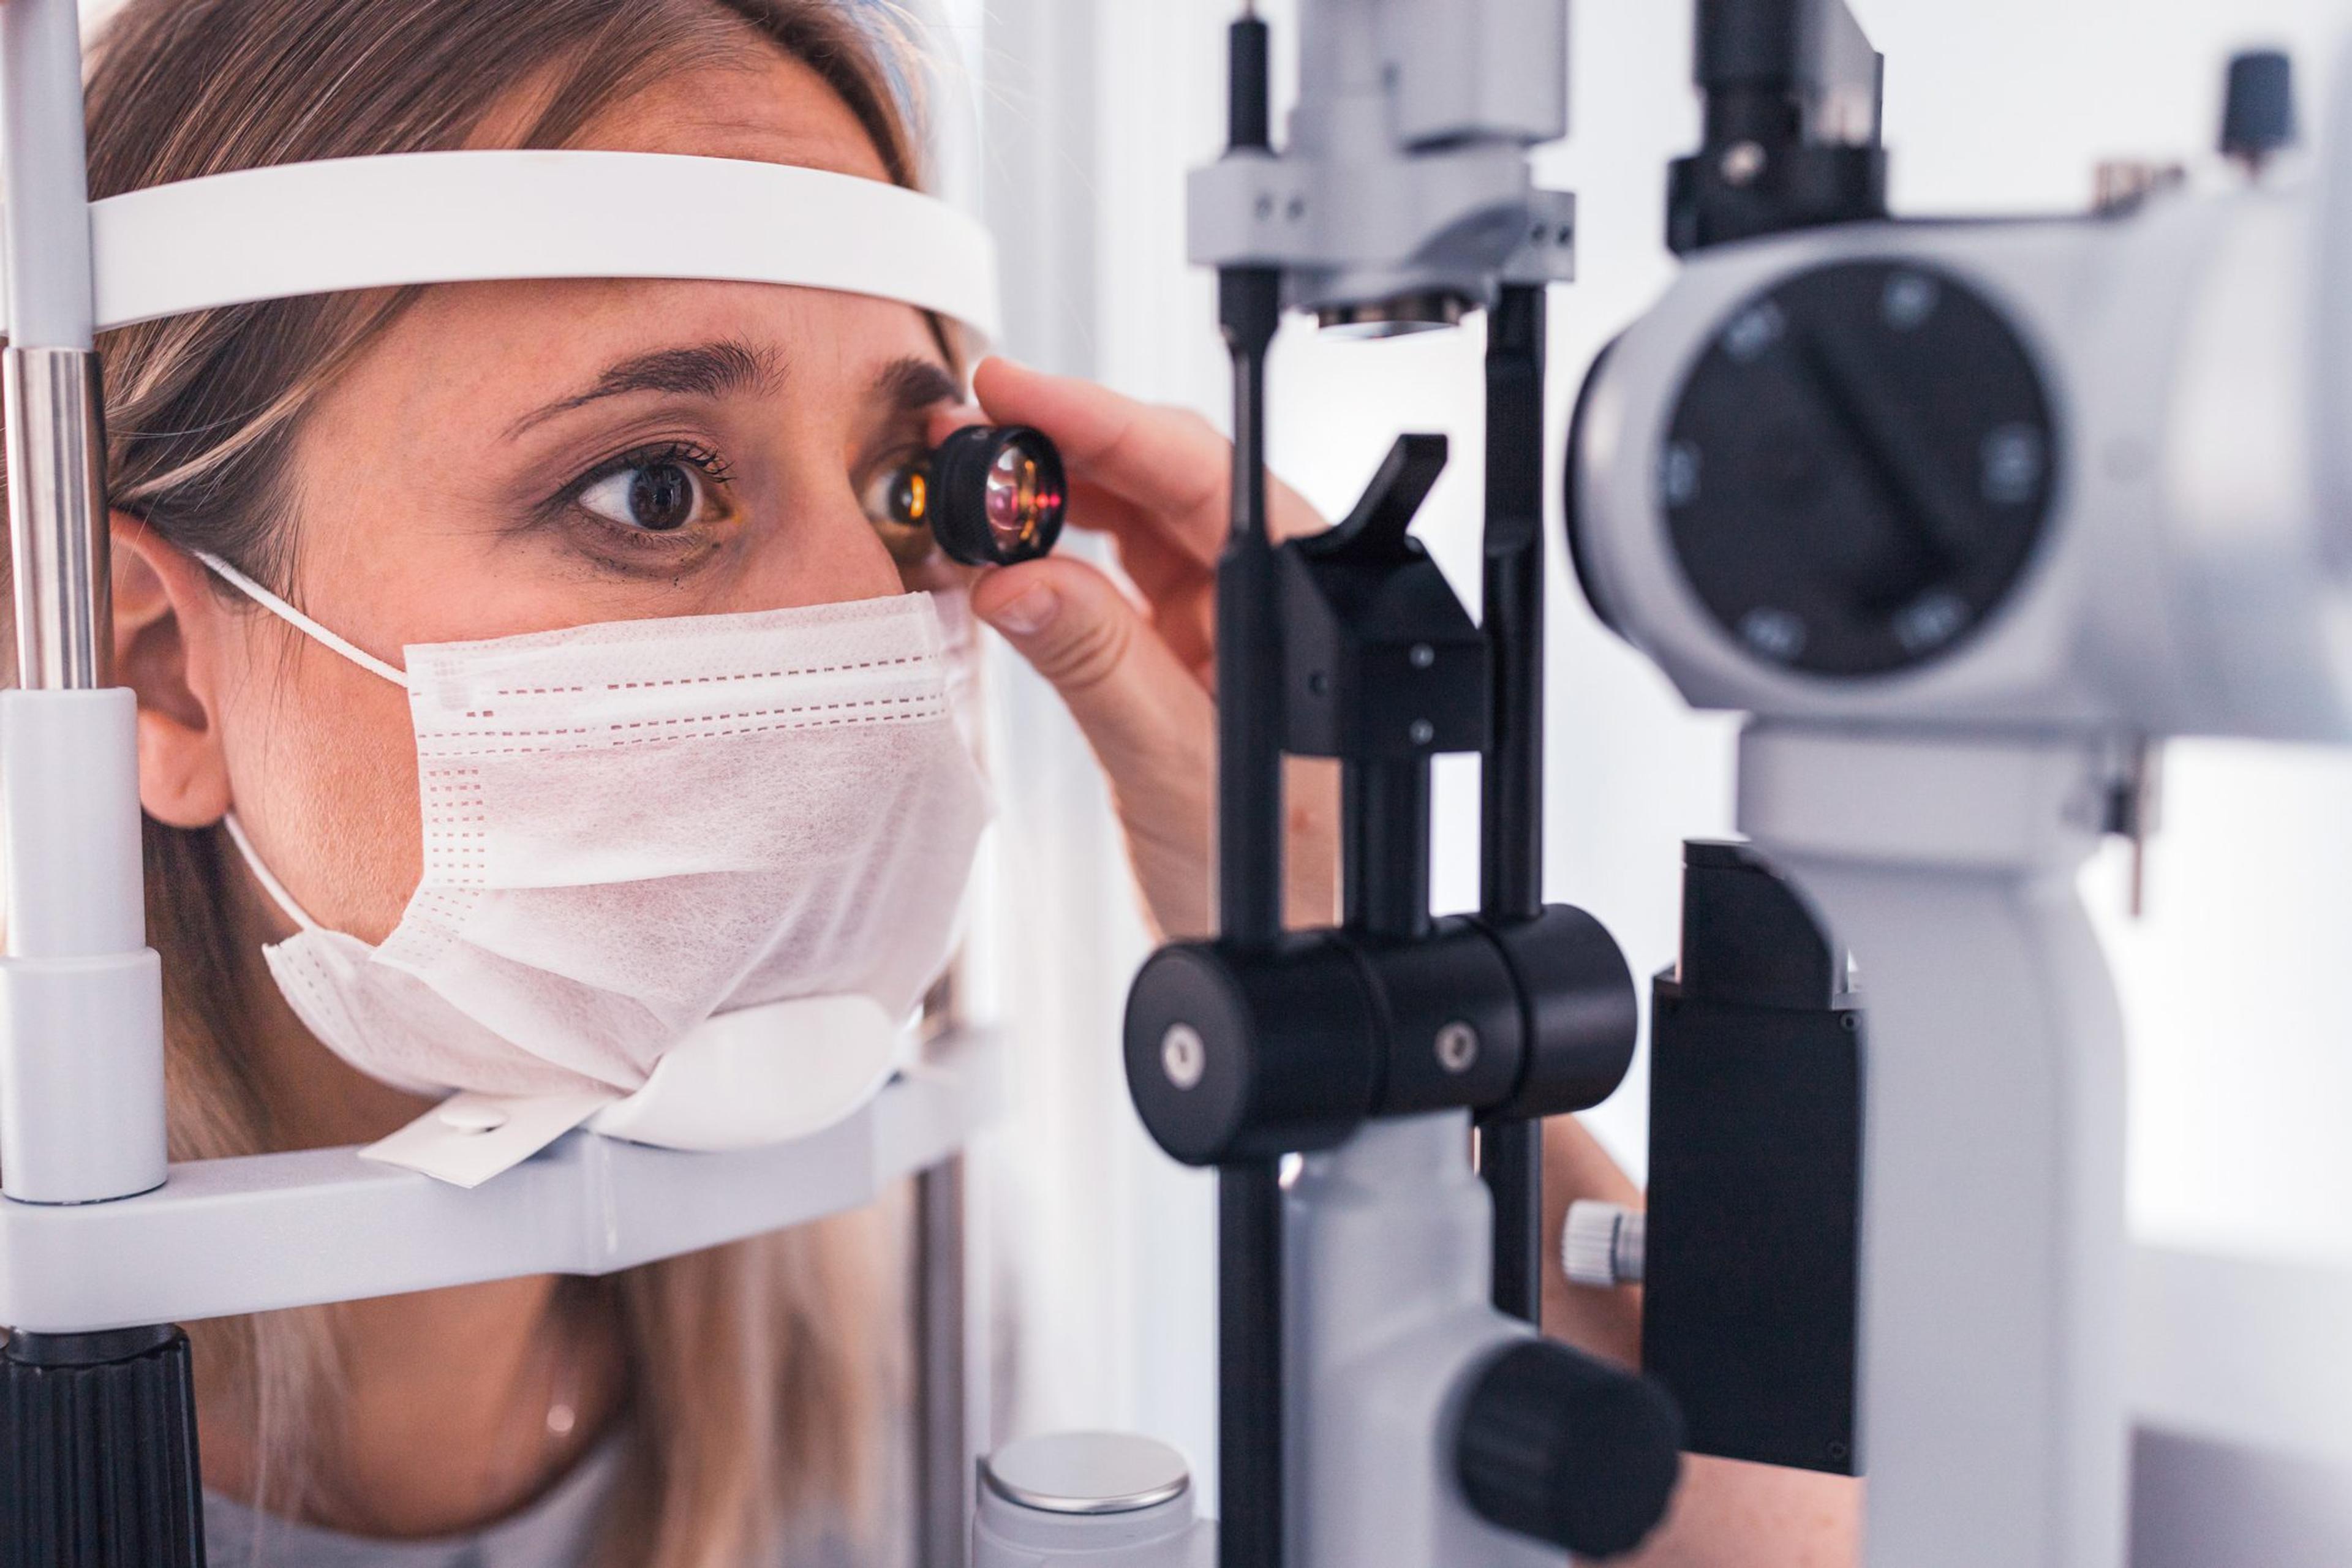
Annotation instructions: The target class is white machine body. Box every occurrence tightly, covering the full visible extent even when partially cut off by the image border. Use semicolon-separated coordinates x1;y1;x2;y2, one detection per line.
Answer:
1568;48;2352;1568
1188;0;1577;318
1573;183;2346;744
1285;1114;1554;1568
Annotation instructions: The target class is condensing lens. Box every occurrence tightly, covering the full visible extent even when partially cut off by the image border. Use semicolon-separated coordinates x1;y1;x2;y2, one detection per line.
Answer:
930;424;1067;567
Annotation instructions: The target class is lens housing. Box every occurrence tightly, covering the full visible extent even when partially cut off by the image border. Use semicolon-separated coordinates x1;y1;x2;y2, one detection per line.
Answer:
930;425;1066;567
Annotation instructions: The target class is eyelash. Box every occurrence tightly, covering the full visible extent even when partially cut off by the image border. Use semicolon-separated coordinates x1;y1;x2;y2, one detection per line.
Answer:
567;439;736;508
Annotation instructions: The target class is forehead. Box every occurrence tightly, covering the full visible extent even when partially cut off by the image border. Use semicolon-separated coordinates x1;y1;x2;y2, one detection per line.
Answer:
309;50;940;432
551;48;897;180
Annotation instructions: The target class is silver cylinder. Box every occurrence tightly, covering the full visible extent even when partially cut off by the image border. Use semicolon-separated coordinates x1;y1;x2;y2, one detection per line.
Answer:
6;347;111;690
973;1433;1210;1567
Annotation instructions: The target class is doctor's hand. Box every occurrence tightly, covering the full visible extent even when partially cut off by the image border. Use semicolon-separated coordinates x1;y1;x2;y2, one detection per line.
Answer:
932;356;1338;941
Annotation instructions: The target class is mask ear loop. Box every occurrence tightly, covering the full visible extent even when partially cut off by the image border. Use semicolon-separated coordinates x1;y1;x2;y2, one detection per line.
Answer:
192;549;411;687
219;812;323;935
194;550;399;933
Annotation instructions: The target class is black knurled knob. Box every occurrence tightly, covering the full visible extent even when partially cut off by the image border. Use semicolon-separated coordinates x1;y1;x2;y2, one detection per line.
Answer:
1455;1339;1684;1560
1;1325;207;1568
2221;50;2296;164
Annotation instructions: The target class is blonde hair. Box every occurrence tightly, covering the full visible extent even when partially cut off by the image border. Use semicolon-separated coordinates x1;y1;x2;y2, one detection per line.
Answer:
2;0;934;1560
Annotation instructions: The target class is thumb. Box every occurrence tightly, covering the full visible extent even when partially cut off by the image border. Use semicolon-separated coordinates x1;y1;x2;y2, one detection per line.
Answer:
972;556;1214;939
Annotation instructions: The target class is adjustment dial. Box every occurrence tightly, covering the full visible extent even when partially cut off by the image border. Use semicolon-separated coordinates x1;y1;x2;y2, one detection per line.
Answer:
1661;260;2058;677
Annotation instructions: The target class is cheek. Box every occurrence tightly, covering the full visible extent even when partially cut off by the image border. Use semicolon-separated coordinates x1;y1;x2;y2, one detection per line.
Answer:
218;638;423;946
731;477;910;610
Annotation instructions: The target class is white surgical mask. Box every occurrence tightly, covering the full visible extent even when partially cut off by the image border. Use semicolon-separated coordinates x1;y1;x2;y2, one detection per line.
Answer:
199;552;991;1185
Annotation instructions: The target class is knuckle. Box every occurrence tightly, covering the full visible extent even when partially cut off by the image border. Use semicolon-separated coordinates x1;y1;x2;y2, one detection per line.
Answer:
1040;602;1134;693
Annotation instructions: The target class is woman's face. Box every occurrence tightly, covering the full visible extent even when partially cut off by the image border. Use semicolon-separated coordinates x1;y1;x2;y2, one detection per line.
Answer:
190;51;960;944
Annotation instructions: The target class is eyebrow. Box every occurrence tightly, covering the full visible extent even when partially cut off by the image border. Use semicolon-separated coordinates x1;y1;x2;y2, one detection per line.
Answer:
505;339;785;438
873;355;961;418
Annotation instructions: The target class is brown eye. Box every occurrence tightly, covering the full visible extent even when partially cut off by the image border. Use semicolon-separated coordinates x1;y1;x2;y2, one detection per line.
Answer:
579;459;710;532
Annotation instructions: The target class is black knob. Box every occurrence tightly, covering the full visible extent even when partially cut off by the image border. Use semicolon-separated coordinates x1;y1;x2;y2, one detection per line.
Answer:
1;1325;207;1567
1455;1339;1684;1560
2220;50;2295;166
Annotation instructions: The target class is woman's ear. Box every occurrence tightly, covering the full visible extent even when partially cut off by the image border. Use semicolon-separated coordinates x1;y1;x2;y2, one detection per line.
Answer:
111;514;232;828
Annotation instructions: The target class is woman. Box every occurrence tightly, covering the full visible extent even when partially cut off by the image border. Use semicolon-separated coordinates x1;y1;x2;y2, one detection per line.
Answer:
12;0;1857;1562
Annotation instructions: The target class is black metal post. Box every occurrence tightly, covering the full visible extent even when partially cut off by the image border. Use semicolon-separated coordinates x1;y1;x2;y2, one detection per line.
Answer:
1480;282;1549;1324
1344;757;1433;942
1214;16;1286;1568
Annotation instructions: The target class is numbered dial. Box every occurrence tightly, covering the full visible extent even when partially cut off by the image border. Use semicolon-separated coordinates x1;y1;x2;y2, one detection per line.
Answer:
1662;260;2057;676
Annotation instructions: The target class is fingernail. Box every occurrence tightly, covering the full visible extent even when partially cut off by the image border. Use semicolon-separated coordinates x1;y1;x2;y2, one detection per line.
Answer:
986;584;1060;638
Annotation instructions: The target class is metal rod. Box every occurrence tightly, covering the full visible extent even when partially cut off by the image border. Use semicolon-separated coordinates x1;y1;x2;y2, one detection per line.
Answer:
6;349;111;690
1215;270;1286;1568
2;0;110;693
1480;282;1550;1324
1213;17;1286;1568
1343;757;1432;941
1480;1123;1544;1322
1218;1162;1284;1568
1479;283;1548;922
914;1155;971;1568
1216;288;1285;952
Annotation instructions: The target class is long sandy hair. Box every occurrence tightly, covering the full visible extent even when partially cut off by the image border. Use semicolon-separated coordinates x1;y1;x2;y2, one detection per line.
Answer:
2;1;933;1561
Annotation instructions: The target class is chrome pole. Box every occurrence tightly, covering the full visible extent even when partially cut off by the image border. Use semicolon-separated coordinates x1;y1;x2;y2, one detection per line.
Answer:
3;0;107;690
0;0;166;1207
5;348;109;689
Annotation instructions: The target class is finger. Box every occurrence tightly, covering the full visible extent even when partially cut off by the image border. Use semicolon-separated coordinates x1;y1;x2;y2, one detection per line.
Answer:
970;554;1215;939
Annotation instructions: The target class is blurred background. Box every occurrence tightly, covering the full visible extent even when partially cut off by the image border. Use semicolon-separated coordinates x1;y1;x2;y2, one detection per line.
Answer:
929;0;2352;1539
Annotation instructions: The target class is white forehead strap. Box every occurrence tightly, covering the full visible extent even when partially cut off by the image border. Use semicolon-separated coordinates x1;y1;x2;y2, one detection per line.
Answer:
0;149;999;343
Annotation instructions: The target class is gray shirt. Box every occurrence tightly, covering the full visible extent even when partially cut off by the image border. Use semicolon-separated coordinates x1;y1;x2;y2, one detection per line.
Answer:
203;1435;879;1568
203;1441;623;1568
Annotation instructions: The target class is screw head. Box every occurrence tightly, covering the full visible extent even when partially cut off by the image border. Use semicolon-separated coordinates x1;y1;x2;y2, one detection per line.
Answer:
1436;1020;1479;1074
1161;1023;1207;1090
1409;643;1436;669
1409;718;1436;746
1720;140;1768;187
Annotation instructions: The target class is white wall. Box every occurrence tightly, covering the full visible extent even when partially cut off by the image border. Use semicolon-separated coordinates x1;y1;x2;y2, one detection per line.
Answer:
967;0;2352;1498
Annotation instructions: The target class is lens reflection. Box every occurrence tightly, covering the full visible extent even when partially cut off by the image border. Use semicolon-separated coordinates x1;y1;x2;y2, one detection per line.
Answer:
985;442;1058;554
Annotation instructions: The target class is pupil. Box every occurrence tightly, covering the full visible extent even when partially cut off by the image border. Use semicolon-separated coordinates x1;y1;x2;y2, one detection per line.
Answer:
629;463;693;531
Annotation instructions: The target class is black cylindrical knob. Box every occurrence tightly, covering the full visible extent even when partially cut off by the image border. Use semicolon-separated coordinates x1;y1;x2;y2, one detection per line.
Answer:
1;1325;207;1568
1123;937;1378;1165
1477;905;1640;1119
1455;1340;1684;1560
2221;50;2296;164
